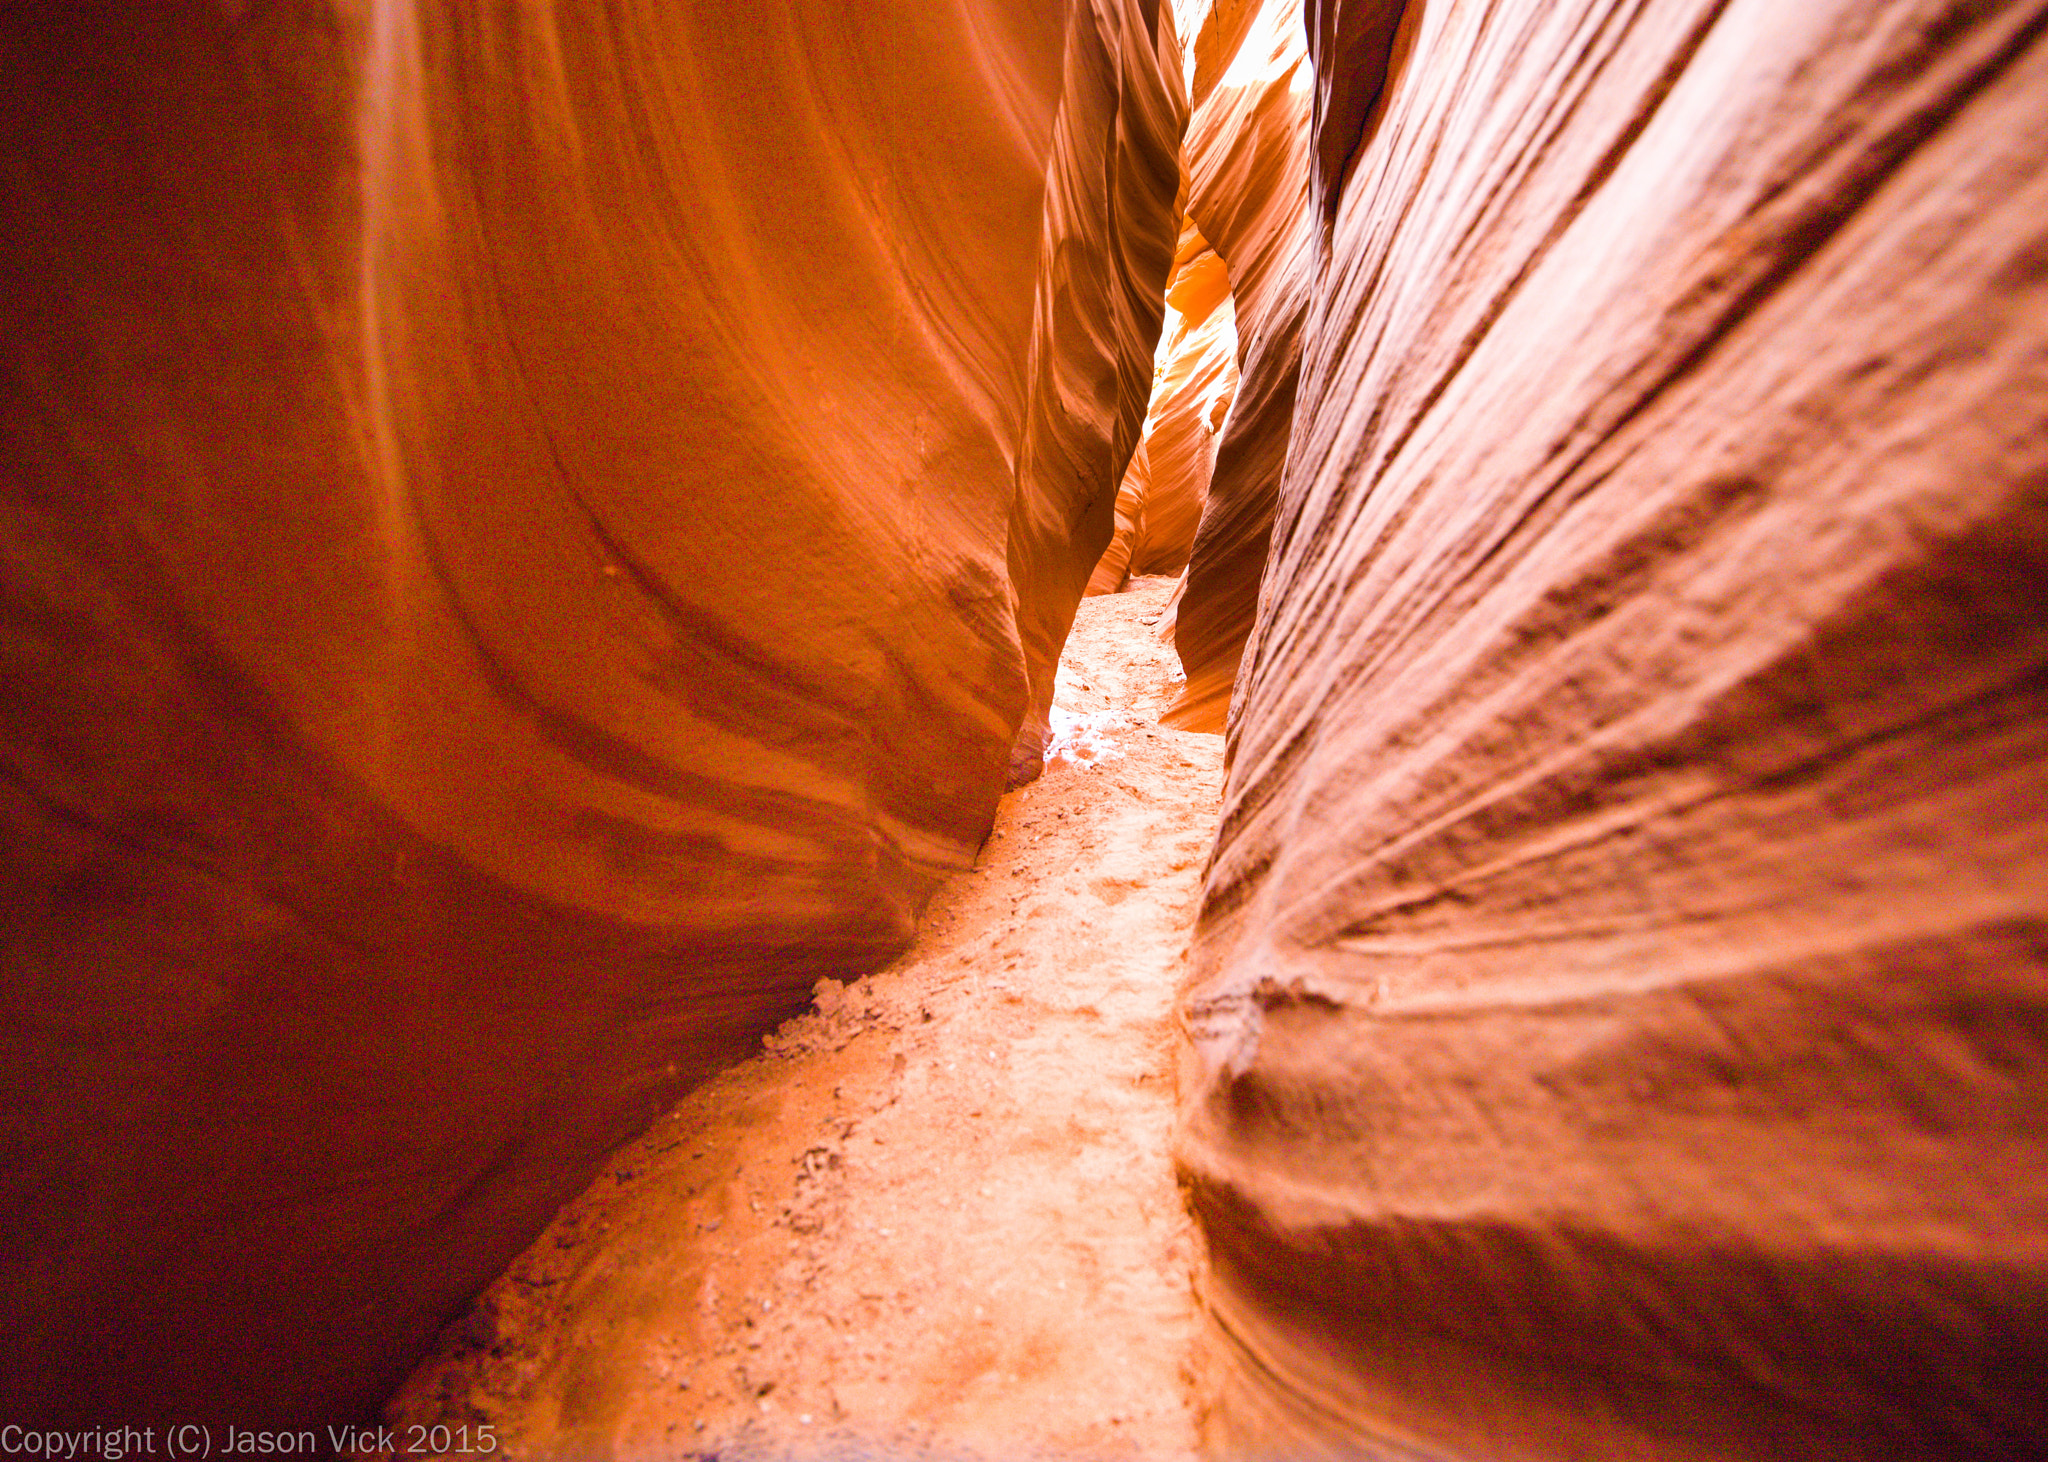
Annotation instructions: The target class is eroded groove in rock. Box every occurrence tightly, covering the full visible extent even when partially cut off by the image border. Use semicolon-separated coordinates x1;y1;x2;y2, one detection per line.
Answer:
1002;0;1189;785
1164;0;1322;732
1304;0;1411;224
1088;217;1241;597
0;0;1186;1429
1181;0;2048;1456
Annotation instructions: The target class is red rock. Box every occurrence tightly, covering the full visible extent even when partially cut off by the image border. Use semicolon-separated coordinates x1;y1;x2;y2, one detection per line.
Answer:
1179;0;2048;1456
0;0;1181;1429
11;0;2043;1451
1086;434;1154;595
1164;0;1316;731
1001;4;1189;783
1088;217;1240;595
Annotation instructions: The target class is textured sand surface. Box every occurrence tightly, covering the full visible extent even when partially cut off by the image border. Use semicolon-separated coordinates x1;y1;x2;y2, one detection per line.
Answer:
378;581;1221;1461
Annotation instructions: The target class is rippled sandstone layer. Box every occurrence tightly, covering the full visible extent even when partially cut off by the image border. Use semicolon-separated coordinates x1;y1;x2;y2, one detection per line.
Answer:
1089;218;1240;596
1163;0;1317;732
0;0;1182;1428
1179;0;2048;1456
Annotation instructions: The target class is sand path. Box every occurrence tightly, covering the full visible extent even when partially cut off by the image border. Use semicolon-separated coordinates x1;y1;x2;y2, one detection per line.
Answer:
379;577;1223;1460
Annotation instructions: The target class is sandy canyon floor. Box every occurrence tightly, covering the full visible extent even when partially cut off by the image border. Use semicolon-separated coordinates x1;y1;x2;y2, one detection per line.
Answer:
378;576;1225;1460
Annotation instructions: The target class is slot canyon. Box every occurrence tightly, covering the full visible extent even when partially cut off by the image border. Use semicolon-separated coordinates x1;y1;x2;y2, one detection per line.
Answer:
2;0;2044;1457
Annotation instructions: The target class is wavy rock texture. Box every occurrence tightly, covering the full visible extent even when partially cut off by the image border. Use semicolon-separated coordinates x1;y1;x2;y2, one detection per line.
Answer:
1002;4;1188;782
0;0;1181;1430
1181;0;2048;1457
1164;0;1315;732
1089;219;1240;595
1089;435;1157;595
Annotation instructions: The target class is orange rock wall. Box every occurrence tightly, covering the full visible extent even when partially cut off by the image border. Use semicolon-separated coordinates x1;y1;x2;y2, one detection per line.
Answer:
1164;0;1315;731
1180;0;2048;1456
1002;3;1189;779
0;0;1182;1428
1086;435;1154;596
1088;220;1240;595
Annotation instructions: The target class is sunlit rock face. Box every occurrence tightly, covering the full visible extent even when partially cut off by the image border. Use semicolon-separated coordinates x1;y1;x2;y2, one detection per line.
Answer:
1179;0;2048;1457
1161;0;1315;731
1001;7;1190;784
0;0;1181;1429
1088;219;1240;596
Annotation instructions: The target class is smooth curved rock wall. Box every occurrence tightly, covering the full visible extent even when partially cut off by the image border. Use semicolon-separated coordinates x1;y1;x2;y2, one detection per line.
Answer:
1088;219;1239;595
1001;2;1188;781
1180;0;2048;1456
0;0;1182;1429
1131;231;1239;578
1087;436;1155;595
1164;0;1315;731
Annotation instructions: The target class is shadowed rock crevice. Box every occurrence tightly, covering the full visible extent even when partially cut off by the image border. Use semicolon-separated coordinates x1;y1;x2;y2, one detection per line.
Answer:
1087;217;1242;598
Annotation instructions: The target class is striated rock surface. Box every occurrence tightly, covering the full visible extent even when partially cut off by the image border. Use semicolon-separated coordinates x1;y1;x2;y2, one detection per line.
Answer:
1180;0;2048;1457
1001;3;1188;782
1164;0;1315;731
1089;218;1240;596
1088;434;1156;595
0;0;1182;1430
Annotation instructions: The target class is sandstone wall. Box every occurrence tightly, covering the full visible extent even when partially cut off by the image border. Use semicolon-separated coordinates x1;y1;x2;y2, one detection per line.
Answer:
0;0;1182;1427
1087;435;1156;596
1164;0;1315;731
1180;0;2048;1456
1002;4;1189;780
1088;219;1240;596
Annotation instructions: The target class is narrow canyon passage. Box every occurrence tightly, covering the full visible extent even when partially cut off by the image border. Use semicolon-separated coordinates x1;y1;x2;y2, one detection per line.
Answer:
10;2;2043;1453
377;578;1222;1460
